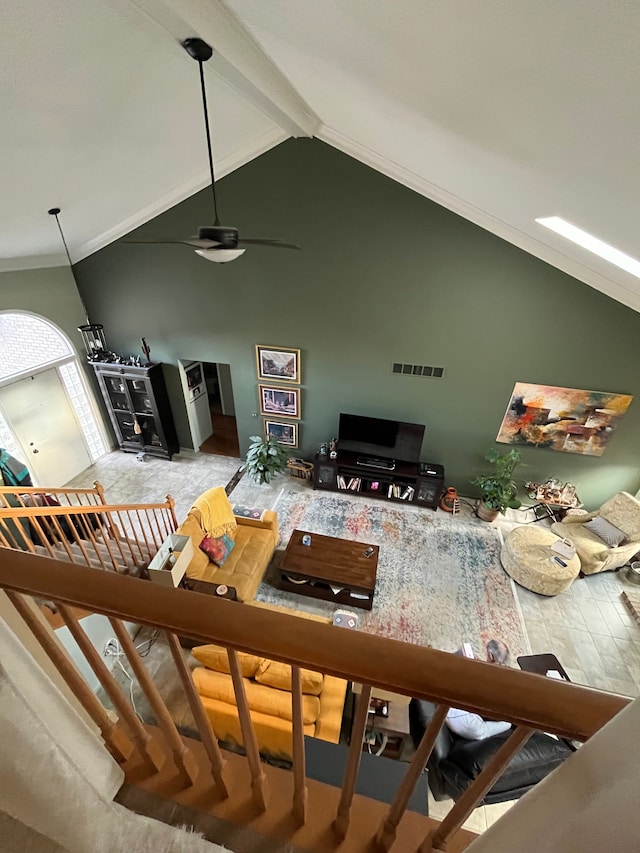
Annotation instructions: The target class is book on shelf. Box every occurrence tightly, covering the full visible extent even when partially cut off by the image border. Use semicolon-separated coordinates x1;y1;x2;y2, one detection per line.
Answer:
337;475;362;491
385;483;415;500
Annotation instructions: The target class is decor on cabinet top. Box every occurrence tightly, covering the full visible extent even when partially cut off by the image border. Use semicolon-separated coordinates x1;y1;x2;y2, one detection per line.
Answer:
256;345;300;384
259;385;300;419
496;382;633;456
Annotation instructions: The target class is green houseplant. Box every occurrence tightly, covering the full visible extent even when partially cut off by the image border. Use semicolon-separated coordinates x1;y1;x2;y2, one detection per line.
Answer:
244;434;289;484
470;448;522;521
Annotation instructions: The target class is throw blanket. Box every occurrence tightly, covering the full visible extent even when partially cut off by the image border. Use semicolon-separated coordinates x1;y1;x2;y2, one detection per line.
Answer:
190;486;237;538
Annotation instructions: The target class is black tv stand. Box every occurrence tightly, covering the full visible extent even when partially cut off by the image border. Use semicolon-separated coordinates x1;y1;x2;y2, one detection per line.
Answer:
313;450;445;510
357;456;396;471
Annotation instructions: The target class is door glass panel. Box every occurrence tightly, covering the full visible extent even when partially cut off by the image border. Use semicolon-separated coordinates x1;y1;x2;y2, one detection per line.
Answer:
105;376;126;394
115;411;139;443
127;381;152;413
107;388;130;411
138;416;161;447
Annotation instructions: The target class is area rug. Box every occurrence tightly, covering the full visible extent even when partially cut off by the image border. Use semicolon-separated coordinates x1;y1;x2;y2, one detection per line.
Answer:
256;490;530;658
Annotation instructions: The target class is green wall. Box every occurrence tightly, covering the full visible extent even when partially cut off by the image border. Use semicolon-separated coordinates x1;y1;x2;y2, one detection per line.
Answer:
0;265;87;350
68;138;640;508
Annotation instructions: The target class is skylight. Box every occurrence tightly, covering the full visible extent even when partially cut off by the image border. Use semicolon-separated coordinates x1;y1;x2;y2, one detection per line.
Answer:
536;217;640;280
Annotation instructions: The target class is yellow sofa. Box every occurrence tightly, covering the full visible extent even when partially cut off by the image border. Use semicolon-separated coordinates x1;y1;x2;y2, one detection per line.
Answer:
175;486;278;602
190;604;348;762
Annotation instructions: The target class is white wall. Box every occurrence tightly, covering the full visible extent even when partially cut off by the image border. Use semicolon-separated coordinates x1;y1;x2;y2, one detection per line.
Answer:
55;617;139;693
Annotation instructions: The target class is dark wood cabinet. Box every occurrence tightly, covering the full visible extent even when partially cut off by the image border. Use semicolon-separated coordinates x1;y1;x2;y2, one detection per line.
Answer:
92;362;178;460
312;451;444;510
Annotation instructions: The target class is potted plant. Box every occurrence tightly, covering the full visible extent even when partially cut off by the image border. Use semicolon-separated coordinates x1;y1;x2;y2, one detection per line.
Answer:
470;448;522;522
244;434;289;485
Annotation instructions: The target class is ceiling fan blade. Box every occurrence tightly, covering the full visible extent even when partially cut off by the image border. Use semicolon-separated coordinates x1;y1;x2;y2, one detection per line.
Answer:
238;238;302;251
124;238;221;249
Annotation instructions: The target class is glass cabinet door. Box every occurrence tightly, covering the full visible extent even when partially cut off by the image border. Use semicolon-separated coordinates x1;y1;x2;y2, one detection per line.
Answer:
137;416;162;448
114;411;140;443
104;376;130;412
127;379;153;414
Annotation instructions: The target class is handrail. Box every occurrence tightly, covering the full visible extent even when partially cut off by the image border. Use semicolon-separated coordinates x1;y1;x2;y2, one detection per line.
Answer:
0;501;175;518
0;549;628;742
0;485;104;496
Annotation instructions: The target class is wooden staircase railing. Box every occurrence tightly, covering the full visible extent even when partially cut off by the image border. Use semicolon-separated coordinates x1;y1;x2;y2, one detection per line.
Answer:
0;549;630;853
0;482;177;577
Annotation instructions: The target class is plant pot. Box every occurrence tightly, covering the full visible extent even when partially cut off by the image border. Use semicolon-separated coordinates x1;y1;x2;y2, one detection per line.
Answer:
439;487;458;512
476;501;499;522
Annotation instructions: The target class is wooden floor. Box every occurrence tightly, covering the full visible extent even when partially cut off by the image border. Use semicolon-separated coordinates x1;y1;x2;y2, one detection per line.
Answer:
119;725;478;853
200;412;240;458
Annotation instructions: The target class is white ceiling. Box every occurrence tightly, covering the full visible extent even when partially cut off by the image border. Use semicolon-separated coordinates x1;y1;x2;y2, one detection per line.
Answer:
2;0;639;311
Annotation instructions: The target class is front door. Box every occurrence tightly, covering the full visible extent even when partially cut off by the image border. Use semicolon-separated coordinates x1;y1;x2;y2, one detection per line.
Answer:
0;369;91;486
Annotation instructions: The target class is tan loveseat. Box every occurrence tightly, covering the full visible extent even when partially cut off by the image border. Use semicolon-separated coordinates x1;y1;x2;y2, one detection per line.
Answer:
175;486;277;601
190;604;348;762
552;491;640;575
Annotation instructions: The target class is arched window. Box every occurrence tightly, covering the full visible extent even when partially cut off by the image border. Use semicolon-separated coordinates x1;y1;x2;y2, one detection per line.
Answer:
0;313;73;379
0;312;106;461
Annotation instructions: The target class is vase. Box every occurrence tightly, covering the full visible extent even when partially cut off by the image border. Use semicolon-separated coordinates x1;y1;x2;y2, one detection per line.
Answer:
440;486;458;512
476;501;499;522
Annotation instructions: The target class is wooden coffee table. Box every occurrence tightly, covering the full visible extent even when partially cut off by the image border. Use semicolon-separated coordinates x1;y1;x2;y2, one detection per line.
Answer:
278;529;378;610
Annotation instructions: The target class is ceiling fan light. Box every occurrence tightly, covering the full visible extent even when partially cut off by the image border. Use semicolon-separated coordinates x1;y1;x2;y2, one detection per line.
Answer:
195;248;246;263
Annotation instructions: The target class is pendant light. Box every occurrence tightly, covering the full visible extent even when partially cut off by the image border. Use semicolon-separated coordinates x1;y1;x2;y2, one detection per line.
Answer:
49;207;109;360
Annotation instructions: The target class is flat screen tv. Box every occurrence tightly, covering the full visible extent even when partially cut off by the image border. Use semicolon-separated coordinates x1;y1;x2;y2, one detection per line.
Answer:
338;413;425;463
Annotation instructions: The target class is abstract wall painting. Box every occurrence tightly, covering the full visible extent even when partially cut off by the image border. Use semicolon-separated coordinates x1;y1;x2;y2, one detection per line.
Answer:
496;382;633;456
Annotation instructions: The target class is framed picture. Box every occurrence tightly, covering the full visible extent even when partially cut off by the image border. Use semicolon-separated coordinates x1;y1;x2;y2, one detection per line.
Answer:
255;345;301;384
496;382;633;456
259;384;300;419
264;419;298;448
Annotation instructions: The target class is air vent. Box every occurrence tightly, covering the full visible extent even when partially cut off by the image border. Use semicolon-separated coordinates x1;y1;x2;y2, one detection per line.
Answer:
392;363;445;378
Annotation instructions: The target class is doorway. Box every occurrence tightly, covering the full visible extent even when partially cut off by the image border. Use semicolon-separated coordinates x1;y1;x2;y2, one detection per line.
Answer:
199;362;240;457
0;369;92;486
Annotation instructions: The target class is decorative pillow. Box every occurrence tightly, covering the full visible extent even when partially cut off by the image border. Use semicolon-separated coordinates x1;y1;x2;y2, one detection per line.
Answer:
191;644;261;678
255;659;324;696
232;504;267;521
199;533;235;566
584;516;627;548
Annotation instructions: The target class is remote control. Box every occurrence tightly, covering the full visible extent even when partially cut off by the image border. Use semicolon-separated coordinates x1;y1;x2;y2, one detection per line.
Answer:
553;556;568;567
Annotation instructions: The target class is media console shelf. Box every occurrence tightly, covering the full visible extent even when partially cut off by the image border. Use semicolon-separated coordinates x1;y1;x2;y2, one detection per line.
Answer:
313;450;444;510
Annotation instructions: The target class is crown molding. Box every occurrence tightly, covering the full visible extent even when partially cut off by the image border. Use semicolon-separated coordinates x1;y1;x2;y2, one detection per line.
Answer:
318;126;640;315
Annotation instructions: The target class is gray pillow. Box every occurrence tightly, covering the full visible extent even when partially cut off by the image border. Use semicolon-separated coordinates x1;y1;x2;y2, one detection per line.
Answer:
584;516;626;547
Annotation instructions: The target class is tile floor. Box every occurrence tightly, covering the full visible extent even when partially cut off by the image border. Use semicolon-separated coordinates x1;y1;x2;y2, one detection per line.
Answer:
65;450;640;836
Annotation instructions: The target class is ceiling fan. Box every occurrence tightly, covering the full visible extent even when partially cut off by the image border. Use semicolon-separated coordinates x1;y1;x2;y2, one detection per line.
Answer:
126;37;300;263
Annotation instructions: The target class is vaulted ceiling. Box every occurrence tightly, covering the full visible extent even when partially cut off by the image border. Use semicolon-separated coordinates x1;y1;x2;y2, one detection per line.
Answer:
2;0;639;311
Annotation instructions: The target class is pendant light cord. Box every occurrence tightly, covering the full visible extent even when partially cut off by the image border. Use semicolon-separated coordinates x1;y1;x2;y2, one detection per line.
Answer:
48;208;90;324
197;59;220;226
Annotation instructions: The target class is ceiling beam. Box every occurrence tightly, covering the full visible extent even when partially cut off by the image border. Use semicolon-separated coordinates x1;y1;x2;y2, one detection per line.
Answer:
113;0;320;138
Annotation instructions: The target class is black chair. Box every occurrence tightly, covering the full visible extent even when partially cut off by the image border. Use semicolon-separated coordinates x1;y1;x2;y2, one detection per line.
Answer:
409;699;573;805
